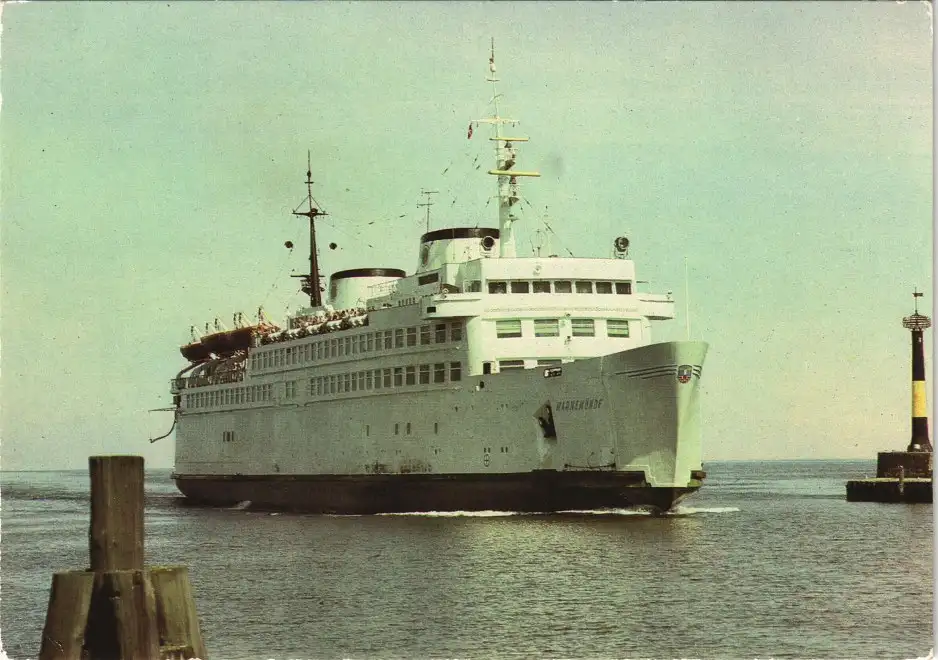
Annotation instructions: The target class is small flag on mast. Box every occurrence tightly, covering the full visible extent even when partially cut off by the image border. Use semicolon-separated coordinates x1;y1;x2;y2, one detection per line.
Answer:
467;122;474;139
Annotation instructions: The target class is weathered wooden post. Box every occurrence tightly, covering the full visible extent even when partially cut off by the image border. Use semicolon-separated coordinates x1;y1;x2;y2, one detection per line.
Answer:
38;456;207;660
89;455;146;571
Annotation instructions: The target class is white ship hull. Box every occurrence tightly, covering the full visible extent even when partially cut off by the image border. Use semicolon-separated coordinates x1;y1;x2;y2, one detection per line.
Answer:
173;340;707;513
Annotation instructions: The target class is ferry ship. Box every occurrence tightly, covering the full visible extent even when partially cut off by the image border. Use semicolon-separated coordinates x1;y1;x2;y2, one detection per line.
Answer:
166;48;709;514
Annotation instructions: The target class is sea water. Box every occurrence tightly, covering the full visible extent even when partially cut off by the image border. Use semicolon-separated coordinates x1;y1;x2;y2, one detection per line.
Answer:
1;460;933;659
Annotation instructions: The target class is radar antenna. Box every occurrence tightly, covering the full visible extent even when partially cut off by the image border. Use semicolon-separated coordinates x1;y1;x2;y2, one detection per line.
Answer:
291;151;328;307
418;189;439;232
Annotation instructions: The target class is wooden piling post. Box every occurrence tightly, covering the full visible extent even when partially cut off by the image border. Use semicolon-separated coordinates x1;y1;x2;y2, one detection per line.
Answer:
89;455;145;571
84;570;160;660
38;571;95;660
151;566;208;660
38;456;208;660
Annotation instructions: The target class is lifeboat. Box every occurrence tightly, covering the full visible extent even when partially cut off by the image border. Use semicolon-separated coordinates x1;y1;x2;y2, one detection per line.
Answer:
180;341;212;362
200;326;255;355
188;323;276;358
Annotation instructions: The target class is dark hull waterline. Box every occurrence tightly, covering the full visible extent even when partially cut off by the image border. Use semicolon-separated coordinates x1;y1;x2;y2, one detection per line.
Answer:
173;470;700;514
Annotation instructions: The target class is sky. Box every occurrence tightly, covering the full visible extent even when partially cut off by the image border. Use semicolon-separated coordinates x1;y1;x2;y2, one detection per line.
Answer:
1;1;933;470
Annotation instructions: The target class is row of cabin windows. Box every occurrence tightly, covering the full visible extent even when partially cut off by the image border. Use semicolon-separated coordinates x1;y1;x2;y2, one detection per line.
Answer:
186;383;273;409
485;280;632;295
495;318;631;339
185;361;465;409
308;362;462;396
251;321;463;371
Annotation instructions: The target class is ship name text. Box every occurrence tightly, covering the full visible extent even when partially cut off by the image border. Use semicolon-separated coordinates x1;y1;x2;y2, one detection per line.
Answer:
555;398;604;411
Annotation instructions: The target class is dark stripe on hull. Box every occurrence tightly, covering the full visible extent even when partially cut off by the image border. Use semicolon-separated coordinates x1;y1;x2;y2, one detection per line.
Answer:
173;471;700;514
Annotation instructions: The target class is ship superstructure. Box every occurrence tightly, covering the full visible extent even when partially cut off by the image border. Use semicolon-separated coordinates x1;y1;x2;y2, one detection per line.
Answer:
167;47;709;513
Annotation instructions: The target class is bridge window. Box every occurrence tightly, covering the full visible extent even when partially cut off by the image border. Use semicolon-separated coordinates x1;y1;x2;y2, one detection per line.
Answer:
554;280;572;293
499;359;525;371
596;281;613;294
533;281;551;293
488;281;508;294
420;325;431;345
572;318;595;337
607;319;631;338
450;322;463;341
395;329;405;349
616;282;632;295
575;281;593;294
467;280;482;292
384;330;393;350
534;319;559;337
407;327;417;347
435;323;447;343
496;319;522;338
510;281;530;294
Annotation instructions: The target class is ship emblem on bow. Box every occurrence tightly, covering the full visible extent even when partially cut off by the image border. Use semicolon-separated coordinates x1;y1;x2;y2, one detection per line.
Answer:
677;365;693;384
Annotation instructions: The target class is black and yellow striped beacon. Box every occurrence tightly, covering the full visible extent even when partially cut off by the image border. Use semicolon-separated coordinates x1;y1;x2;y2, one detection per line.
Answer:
902;289;932;453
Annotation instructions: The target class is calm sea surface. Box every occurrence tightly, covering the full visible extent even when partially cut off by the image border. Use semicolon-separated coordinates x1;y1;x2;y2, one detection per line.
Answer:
1;460;933;659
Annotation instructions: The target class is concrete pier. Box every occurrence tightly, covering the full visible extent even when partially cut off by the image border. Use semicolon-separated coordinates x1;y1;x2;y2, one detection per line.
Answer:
846;452;933;503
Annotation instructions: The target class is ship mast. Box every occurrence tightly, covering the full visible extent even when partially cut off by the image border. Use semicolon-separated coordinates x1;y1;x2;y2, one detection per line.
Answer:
475;38;540;258
291;152;327;307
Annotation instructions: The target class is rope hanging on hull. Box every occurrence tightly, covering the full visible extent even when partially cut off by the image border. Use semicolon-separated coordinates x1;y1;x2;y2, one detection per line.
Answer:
149;416;177;444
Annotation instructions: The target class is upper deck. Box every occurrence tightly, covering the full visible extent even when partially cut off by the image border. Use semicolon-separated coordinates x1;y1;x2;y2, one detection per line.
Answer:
367;256;674;321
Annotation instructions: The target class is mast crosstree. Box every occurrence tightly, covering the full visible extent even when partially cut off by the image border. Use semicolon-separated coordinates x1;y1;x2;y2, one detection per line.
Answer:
291;151;328;308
